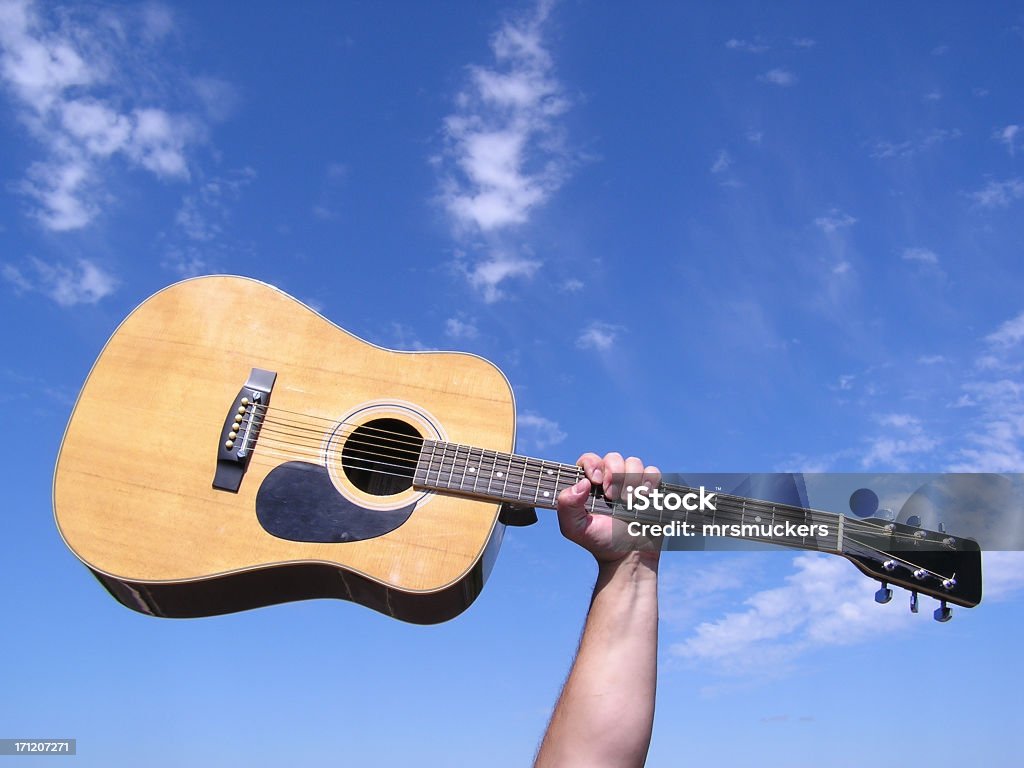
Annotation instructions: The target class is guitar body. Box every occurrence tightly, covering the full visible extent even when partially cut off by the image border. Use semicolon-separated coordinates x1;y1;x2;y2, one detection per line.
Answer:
54;276;516;623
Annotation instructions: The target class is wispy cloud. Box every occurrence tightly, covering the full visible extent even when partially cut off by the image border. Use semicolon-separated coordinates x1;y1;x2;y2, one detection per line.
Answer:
946;310;1024;472
983;552;1024;600
671;554;917;675
437;0;570;302
902;246;939;265
861;413;938;469
986;311;1024;347
162;167;256;277
758;68;796;86
2;257;117;305
444;316;479;340
814;209;856;233
725;38;769;53
576;321;621;352
969;178;1024;209
0;0;210;230
461;251;542;303
710;149;732;174
792;37;816;48
995;124;1020;156
869;128;960;159
516;411;567;451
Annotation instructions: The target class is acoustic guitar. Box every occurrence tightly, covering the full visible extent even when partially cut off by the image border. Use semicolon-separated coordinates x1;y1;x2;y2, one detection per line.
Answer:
53;276;982;623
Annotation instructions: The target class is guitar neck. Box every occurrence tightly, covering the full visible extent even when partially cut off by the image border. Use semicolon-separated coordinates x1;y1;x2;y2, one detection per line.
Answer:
413;440;845;555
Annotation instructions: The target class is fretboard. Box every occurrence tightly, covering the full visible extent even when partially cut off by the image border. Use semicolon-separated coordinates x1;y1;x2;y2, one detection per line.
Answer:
413;440;845;554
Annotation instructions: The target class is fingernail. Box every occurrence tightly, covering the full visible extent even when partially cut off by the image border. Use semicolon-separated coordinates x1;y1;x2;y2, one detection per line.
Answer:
573;479;588;493
593;469;603;483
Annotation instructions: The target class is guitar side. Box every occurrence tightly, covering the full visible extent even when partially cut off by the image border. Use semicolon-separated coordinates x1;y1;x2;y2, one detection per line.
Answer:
53;276;517;623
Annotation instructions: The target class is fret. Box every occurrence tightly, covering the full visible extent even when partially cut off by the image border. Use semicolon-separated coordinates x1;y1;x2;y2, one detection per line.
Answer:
445;442;459;491
483;448;498;496
413;445;840;557
467;445;482;494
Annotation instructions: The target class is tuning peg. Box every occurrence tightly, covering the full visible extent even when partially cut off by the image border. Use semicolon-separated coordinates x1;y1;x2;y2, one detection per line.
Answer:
875;582;893;604
910;591;919;613
934;600;952;623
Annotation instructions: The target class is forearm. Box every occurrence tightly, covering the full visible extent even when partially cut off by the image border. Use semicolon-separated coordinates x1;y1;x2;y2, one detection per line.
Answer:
535;551;660;768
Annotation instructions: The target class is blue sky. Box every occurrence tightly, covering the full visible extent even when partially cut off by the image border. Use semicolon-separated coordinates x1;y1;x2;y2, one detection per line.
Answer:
2;1;1024;765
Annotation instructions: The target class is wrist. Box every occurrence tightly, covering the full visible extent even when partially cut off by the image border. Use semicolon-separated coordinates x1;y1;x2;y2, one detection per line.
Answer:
596;549;660;584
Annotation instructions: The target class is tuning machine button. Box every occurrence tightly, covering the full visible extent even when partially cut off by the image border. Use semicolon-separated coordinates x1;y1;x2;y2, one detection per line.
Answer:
934;600;953;622
910;591;919;613
875;582;893;604
913;568;928;580
882;559;897;572
941;577;957;590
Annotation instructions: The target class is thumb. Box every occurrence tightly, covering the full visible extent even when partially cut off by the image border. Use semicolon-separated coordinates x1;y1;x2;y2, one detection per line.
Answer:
557;478;592;535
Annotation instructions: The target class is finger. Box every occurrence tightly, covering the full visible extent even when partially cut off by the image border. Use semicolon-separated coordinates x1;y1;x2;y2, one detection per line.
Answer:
556;477;592;537
577;452;604;485
641;464;662;491
603;451;624;500
623;455;644;505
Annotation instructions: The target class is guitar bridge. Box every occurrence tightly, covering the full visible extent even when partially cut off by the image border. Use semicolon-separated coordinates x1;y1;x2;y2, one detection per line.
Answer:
212;368;277;492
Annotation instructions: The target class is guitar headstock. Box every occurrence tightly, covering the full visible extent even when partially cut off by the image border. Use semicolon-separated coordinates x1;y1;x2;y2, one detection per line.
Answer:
841;516;982;617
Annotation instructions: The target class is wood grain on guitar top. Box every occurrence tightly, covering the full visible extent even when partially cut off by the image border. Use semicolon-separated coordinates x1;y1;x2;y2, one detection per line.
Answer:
53;276;516;602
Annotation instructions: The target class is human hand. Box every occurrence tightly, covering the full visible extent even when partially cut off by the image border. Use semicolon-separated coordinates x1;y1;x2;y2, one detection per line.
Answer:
556;452;662;563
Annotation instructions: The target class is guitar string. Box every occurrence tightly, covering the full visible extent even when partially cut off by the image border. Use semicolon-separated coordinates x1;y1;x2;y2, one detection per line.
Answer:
245;435;958;559
254;406;958;554
242;448;954;582
247;425;952;545
247;434;942;548
231;405;961;547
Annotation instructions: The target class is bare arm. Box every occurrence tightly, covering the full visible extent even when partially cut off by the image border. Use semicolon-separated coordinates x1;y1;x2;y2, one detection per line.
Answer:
535;454;661;768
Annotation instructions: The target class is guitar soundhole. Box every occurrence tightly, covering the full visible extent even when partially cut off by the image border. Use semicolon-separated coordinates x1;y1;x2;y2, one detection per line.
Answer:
341;418;422;496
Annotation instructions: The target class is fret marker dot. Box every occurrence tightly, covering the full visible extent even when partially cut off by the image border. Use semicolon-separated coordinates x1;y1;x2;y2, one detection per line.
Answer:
469;467;476;473
543;491;550;498
496;471;503;478
546;469;553;475
755;516;761;523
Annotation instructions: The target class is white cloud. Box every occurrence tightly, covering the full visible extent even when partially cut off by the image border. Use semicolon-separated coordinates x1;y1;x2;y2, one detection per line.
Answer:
439;1;567;235
861;412;938;469
969;178;1024;209
984;552;1024;601
725;38;769;53
671;554;916;674
436;0;569;302
445;317;479;340
517;411;566;451
2;257;117;305
758;68;796;86
792;37;816;48
0;0;207;230
174;167;255;242
985;311;1024;347
902;247;939;264
946;312;1024;472
560;277;584;292
576;321;620;352
870;128;960;159
814;209;856;233
995;124;1020;156
464;252;541;303
918;354;947;365
710;149;732;174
